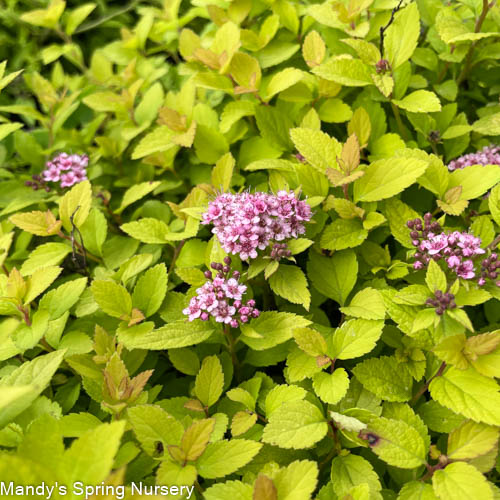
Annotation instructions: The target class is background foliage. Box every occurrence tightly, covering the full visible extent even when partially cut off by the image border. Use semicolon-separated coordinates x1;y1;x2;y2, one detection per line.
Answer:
0;0;500;498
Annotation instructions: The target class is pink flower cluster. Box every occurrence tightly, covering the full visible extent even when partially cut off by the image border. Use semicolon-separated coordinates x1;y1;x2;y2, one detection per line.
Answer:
407;214;497;284
42;153;89;188
447;145;500;171
183;258;259;327
202;191;312;260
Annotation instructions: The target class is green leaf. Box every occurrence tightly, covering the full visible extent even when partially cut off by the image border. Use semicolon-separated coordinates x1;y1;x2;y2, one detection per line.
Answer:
90;280;132;320
116;181;161;215
354;158;428;202
312;368;350;404
268;264;310;310
264;68;304;101
417;400;465;433
312;57;373;87
24;266;62;304
307;250;358;306
293;327;327;357
128;404;184;456
38;277;87;320
204;481;252;500
211;153;235;192
398;481;438;500
472;113;500;136
273;460;319;500
118;320;214;350
58;180;92;231
321;219;368;251
0;350;66;427
62;421;125;487
289;128;341;173
329;411;367;433
353;356;413;402
367;417;426;469
120;218;169;244
65;3;96;35
429;366;500;426
20;242;71;276
383;198;421;248
384;2;420;69
262;400;328;449
447;420;499;460
240;311;311;350
393;90;441;113
196;440;262;479
132;263;168;317
340;288;385;320
447;165;500;200
331;319;384;360
265;384;307;416
432;462;493;500
331;454;381;498
194;355;224;407
426;260;448;293
0;122;23;141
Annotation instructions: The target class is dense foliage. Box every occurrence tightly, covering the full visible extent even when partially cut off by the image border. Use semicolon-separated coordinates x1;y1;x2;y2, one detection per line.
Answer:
1;0;500;498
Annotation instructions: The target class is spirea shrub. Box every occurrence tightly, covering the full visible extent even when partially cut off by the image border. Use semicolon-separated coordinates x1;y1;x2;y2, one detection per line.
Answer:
0;0;500;499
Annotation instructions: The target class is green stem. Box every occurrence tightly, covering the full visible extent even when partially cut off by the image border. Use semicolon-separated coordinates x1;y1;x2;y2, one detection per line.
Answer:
167;240;186;277
390;102;409;142
224;324;240;380
457;0;493;85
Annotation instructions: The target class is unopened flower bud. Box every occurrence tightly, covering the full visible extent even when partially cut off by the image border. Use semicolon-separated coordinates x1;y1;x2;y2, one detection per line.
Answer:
224;256;232;265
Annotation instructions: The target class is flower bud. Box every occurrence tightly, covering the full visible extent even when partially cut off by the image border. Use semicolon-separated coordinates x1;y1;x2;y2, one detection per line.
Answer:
224;256;232;265
204;270;212;279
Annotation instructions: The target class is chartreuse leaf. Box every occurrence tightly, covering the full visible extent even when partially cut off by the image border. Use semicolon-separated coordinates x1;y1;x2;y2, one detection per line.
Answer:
312;57;373;87
447;165;500;201
321;219;368;251
273;460;318;500
204;481;252;500
488;184;500;226
289;128;341;173
268;264;310;310
24;266;62;304
90;280;132;320
194;355;224;408
354;158;428;202
120;218;169;244
307;250;358;306
393;91;441;113
39;277;87;319
0;349;66;425
265;384;307;416
9;210;62;236
331;454;381;499
62;421;125;488
118;320;214;350
116;181;161;214
127;404;184;456
426;260;448;293
132;263;168;317
340;288;385;320
262;400;328;449
331;319;384;360
353;356;413;402
196;439;262;479
447;420;499;460
398;481;438;499
313;368;349;404
240;311;311;350
432;462;493;500
384;2;420;69
181;418;216;461
58;180;92;231
293;327;327;357
366;417;427;469
429;366;500;426
20;242;71;275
